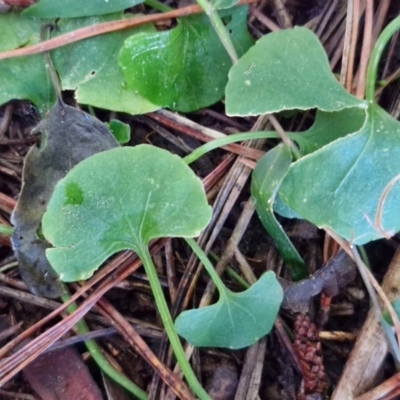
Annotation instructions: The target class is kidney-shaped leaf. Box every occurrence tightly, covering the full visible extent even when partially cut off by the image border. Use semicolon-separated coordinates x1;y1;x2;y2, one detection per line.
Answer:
174;271;283;349
118;6;254;113
278;105;400;244
225;26;363;116
42;145;212;281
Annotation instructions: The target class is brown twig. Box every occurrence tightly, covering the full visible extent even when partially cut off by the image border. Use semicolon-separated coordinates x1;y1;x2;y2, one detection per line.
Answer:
355;0;374;98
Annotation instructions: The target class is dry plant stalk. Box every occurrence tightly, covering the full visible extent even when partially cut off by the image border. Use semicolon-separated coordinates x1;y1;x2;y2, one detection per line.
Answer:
332;247;400;399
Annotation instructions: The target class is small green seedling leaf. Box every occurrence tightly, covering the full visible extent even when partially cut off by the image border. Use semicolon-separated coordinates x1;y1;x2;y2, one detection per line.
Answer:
175;271;283;349
251;144;307;280
107;119;131;144
22;0;141;18
225;26;363;116
42;145;212;281
279;104;400;244
118;6;254;112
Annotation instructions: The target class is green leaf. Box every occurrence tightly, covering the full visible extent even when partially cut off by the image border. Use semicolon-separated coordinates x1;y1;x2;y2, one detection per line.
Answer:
0;12;55;115
290;107;366;156
42;145;212;281
225;26;363;116
279;104;400;244
251;145;307;280
118;6;254;112
22;0;141;18
53;14;159;115
107;119;131;144
0;12;158;115
175;271;283;349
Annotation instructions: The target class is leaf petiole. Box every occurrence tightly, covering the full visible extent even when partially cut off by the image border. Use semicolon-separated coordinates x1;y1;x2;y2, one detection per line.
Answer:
366;14;400;104
0;224;13;236
138;245;211;400
195;0;238;63
183;131;282;164
185;238;228;296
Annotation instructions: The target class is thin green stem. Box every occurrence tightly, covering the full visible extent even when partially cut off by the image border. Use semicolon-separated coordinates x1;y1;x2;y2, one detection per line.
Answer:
183;131;282;164
209;251;250;289
0;224;13;236
225;267;250;289
139;246;211;400
144;0;174;12
61;293;148;400
185;238;227;295
366;15;400;103
195;0;238;63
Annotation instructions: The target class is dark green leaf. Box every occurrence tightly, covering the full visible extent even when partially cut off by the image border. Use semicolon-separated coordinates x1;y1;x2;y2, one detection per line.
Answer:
107;119;131;144
118;6;254;112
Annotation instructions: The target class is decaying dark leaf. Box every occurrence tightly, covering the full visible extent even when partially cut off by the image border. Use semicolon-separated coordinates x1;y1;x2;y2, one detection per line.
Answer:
11;34;119;298
281;250;356;313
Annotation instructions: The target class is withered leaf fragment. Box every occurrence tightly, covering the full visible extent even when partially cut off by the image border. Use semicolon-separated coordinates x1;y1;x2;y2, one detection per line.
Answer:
11;35;119;298
281;250;356;313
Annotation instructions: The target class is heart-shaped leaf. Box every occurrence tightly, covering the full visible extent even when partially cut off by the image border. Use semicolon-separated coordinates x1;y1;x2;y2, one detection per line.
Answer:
278;104;400;244
251;145;307;280
42;145;212;281
174;271;283;349
118;6;254;112
225;26;363;116
22;0;141;18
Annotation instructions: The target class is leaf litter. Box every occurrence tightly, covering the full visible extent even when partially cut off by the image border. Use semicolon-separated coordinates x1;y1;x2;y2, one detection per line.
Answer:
11;28;119;297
